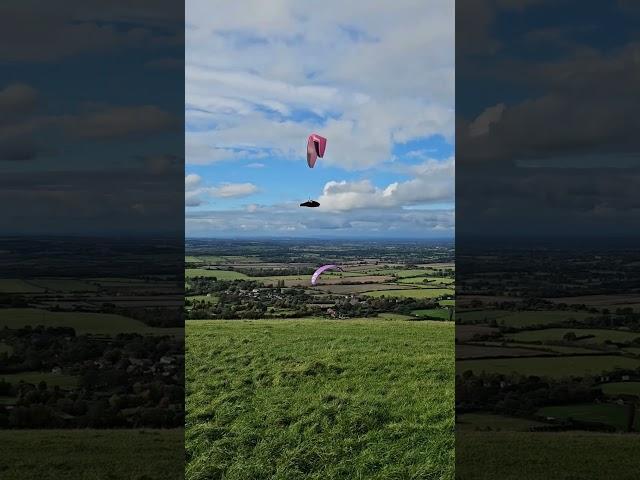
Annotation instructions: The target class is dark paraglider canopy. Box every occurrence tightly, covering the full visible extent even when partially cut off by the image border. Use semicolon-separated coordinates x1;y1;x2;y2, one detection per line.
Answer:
300;200;320;208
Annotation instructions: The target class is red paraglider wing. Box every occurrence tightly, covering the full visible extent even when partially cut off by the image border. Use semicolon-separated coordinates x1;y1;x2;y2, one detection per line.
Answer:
306;133;327;168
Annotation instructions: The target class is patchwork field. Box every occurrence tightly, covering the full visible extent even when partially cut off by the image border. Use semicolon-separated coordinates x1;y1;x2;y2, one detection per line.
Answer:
0;308;179;336
537;403;638;431
0;429;184;480
506;328;640;344
0;371;79;389
456;413;546;432
456;432;640;480
364;288;453;299
186;319;454;480
600;382;640;396
457;355;640;378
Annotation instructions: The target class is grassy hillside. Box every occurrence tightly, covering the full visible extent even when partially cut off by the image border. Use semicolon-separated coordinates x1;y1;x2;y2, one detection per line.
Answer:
186;319;454;480
0;429;184;480
456;432;640;480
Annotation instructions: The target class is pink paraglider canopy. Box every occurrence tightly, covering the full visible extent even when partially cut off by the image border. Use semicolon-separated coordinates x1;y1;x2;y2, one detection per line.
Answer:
311;264;343;285
307;133;327;168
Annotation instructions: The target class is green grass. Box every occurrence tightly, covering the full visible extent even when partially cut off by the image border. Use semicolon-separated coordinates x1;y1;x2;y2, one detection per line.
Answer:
440;299;455;307
457;355;640;379
537;403;635;431
495;311;591;327
398;276;454;286
456;413;547;432
0;429;184;480
412;308;452;320
186;319;454;480
0;308;176;336
456;432;640;480
0;279;45;293
364;288;453;299
185;268;249;280
0;341;13;356
27;278;98;292
376;312;415;320
506;328;640;344
187;294;218;304
0;371;79;389
600;382;640;397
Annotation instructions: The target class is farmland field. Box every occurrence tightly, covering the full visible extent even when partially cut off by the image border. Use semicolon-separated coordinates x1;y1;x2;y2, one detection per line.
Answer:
185;268;249;280
537;403;638;431
0;308;177;336
600;382;640;396
0;371;78;389
456;432;640;480
0;429;184;480
0;279;45;293
364;288;453;298
458;355;640;378
186;319;454;480
506;328;640;344
412;308;451;320
456;413;546;432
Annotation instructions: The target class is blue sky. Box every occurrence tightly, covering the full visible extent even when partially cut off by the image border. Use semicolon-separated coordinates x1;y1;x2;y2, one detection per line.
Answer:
185;0;454;238
0;3;183;235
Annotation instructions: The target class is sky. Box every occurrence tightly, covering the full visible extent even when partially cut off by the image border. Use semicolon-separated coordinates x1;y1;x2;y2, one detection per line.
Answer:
185;0;454;238
0;1;184;236
456;0;640;239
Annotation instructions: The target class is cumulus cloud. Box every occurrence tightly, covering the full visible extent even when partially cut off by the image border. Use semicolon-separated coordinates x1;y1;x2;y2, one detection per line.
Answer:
319;157;454;211
185;0;454;170
0;84;39;119
210;182;258;198
185;174;259;206
64;105;177;139
186;204;454;237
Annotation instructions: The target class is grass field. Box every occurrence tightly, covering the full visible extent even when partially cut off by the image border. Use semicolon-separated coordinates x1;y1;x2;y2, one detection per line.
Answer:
0;371;78;389
185;268;249;280
0;341;13;355
187;294;219;304
456;413;546;432
537;403;637;431
457;355;640;378
456;432;640;480
27;278;99;293
364;288;453;299
506;328;640;344
0;308;176;336
0;279;45;293
186;319;454;480
0;429;184;480
600;382;640;396
412;308;452;320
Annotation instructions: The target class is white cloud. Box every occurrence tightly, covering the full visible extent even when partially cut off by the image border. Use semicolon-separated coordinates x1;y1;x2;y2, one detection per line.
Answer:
186;204;454;237
185;173;201;190
185;0;454;170
246;162;265;168
319;157;454;211
185;173;259;206
210;182;258;198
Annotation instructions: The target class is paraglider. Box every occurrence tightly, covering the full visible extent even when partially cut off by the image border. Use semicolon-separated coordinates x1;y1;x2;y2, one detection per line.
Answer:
311;264;343;285
300;133;326;208
307;133;327;168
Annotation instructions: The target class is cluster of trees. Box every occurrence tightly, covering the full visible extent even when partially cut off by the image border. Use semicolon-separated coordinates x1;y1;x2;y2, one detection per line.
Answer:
0;326;184;429
456;371;603;416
